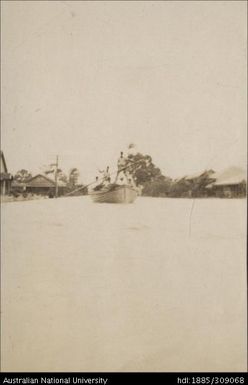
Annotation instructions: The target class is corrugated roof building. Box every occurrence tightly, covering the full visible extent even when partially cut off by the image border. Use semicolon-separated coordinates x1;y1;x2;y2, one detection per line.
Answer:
206;167;246;197
25;174;66;196
0;151;13;195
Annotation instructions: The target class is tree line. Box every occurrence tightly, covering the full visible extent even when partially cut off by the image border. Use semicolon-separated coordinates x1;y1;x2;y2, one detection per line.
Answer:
13;168;81;189
12;151;246;198
126;153;246;198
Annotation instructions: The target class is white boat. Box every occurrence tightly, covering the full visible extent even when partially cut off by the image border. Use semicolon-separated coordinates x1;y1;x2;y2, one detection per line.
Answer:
90;184;137;204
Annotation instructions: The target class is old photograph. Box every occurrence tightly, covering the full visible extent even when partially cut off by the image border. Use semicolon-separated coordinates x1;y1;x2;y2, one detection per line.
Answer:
1;0;247;373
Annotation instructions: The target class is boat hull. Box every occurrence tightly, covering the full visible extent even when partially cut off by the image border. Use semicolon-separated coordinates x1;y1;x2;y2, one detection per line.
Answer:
90;185;137;203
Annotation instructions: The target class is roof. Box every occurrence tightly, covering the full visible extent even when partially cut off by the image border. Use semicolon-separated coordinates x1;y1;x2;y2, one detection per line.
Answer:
174;176;186;182
26;174;55;187
185;169;215;181
214;177;246;186
25;174;66;188
211;167;246;186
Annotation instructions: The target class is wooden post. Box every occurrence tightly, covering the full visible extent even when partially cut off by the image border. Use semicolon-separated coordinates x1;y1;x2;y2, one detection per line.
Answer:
2;180;6;196
55;155;59;198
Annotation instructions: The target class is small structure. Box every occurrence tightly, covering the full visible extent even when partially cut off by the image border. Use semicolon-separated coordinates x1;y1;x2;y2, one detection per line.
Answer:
185;169;214;182
25;174;66;196
0;151;12;195
206;167;246;198
181;169;215;197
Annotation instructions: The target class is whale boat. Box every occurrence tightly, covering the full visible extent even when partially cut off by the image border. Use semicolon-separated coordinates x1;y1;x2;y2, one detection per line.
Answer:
90;184;137;204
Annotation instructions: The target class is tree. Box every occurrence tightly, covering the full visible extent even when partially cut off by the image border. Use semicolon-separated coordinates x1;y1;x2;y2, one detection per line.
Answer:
168;170;216;198
68;168;80;187
127;152;164;186
57;170;68;184
14;169;32;183
168;178;191;197
142;176;172;197
126;152;172;196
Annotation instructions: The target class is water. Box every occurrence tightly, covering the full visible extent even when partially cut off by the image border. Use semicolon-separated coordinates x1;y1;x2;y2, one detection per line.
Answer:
1;197;247;371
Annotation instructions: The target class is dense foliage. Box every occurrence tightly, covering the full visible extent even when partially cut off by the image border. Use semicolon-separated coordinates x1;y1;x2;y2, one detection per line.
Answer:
126;152;172;196
13;155;246;198
127;153;163;185
68;168;80;187
125;153;226;198
14;169;32;183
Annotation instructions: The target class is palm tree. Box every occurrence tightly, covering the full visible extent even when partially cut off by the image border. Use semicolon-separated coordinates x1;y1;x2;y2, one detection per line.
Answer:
69;168;80;187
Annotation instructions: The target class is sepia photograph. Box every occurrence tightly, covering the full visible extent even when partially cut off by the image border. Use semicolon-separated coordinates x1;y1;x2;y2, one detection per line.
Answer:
1;0;247;374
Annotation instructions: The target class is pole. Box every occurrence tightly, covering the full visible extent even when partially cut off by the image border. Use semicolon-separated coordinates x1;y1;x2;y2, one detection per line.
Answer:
55;155;59;198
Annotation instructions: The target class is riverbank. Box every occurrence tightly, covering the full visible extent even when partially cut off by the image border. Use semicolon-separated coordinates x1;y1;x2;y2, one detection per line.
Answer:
1;193;246;204
1;194;49;203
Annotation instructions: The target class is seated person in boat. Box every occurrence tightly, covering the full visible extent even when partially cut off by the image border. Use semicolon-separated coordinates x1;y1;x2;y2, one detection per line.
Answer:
128;176;135;188
103;177;111;188
93;176;104;191
119;177;126;185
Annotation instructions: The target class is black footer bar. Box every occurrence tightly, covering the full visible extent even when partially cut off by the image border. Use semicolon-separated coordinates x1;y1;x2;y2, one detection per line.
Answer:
0;372;247;385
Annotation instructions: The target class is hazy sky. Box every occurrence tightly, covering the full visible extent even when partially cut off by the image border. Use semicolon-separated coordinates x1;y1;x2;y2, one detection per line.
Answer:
1;1;247;183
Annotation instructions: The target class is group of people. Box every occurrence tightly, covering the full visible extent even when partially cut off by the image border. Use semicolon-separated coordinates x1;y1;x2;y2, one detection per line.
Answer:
93;151;135;191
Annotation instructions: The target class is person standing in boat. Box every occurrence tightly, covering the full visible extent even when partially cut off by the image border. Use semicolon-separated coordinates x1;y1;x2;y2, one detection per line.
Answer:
115;152;137;184
115;152;128;183
104;166;111;182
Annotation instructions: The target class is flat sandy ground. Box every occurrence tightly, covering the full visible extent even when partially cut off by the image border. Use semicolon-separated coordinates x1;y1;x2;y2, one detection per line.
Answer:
1;197;247;371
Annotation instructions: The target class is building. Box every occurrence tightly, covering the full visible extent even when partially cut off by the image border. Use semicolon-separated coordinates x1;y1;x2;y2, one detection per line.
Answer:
0;151;12;195
185;169;215;182
25;174;67;196
206;167;246;198
174;169;215;197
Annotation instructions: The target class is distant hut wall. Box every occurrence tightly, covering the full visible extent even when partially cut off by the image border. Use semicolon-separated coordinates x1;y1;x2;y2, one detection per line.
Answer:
26;186;66;196
25;175;56;196
26;186;54;195
212;182;246;198
0;178;12;195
